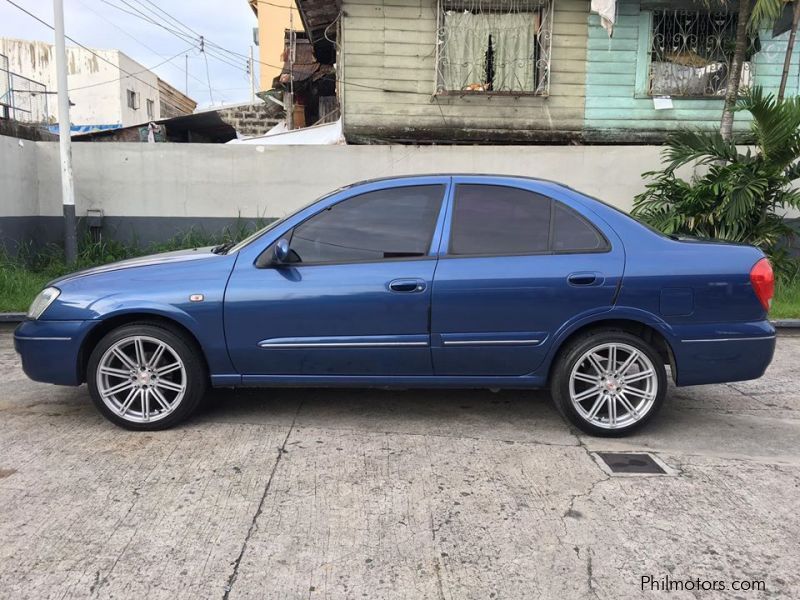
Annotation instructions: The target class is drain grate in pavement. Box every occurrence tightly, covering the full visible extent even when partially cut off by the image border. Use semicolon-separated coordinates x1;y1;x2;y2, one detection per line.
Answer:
593;452;677;476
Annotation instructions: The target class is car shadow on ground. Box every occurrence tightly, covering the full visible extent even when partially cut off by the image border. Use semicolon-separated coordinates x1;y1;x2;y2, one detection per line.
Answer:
192;386;579;442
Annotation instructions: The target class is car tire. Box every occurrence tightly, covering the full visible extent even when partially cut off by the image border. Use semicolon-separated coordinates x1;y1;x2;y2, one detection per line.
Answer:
87;322;207;430
550;329;667;437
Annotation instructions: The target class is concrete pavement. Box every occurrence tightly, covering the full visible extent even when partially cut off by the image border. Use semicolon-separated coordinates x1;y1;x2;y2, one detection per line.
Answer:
1;324;798;599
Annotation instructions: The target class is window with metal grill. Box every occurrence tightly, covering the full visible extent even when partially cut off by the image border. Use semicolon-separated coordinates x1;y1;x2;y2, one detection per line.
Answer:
436;0;552;96
648;8;759;97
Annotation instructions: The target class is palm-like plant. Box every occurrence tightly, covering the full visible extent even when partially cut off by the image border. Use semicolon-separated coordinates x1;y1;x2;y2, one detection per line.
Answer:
632;86;800;278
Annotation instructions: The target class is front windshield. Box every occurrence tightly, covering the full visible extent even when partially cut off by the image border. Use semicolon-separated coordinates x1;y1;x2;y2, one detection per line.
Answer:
226;186;351;254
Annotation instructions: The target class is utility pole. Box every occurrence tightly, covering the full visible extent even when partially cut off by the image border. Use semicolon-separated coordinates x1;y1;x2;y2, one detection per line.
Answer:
53;0;77;265
248;46;256;104
185;53;188;96
285;10;295;130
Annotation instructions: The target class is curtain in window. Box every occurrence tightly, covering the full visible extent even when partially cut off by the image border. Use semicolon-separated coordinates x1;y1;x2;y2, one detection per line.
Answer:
490;12;536;92
442;11;536;92
442;11;490;91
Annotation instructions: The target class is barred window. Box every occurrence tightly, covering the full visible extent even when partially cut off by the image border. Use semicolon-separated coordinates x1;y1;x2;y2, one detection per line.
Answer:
436;0;552;95
649;9;759;97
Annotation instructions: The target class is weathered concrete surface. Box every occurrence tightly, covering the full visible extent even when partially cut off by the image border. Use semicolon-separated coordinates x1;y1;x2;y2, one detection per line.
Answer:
1;324;798;599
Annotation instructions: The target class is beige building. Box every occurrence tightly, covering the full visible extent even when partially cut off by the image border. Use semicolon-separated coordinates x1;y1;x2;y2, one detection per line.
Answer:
248;0;303;90
333;0;585;143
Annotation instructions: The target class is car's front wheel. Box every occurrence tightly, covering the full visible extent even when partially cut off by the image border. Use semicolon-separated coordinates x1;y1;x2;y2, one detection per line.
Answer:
551;329;667;437
87;323;207;430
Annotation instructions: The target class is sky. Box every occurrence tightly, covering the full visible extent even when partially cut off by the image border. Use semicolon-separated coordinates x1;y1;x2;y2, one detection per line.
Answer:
0;0;259;108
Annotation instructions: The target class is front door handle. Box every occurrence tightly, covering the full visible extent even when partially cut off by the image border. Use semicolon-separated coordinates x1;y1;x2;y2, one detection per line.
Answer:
568;272;602;286
389;278;426;293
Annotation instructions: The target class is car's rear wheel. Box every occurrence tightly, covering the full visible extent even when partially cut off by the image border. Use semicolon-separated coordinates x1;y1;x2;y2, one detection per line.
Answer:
87;323;206;430
551;329;667;437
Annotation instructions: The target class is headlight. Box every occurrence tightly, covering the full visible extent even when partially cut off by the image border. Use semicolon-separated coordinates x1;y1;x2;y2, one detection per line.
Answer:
27;287;60;320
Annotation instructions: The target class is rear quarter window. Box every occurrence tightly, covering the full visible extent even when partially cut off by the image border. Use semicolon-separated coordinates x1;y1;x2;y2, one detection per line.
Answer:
552;203;607;252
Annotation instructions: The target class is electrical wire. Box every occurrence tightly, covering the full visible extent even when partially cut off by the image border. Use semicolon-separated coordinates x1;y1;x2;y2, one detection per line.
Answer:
202;44;214;104
4;0;164;94
99;0;198;47
113;0;250;72
68;46;192;91
99;0;252;73
137;0;202;39
74;0;223;98
5;0;411;98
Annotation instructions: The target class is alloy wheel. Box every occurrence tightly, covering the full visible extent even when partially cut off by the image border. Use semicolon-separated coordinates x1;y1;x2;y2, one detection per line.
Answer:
95;335;187;423
568;342;658;430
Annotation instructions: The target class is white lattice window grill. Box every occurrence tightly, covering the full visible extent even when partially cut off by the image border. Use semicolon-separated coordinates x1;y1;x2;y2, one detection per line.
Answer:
435;0;553;96
649;8;759;97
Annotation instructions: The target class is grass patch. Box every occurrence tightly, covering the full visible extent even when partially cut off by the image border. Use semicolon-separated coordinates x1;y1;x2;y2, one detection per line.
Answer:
0;265;52;313
0;224;260;313
772;279;800;319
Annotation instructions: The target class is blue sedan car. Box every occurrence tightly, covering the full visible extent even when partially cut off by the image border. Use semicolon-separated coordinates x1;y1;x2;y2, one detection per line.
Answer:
15;175;776;436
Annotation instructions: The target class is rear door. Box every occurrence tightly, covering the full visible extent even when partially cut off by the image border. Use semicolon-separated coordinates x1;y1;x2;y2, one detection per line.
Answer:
431;179;625;376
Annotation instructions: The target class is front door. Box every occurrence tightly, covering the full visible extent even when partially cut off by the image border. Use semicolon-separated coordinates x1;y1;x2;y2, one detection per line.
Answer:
431;180;625;376
224;181;449;376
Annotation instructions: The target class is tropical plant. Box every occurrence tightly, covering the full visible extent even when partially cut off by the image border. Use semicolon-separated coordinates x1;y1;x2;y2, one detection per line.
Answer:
632;86;800;279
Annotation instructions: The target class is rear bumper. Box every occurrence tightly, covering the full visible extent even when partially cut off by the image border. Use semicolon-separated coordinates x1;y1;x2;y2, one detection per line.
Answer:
671;320;776;386
13;319;98;386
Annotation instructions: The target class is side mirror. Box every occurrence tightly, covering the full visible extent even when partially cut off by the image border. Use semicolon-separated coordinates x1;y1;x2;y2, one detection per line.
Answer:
273;238;290;264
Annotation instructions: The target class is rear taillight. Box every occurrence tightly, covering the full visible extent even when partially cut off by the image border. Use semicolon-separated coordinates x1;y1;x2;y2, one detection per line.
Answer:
750;258;774;312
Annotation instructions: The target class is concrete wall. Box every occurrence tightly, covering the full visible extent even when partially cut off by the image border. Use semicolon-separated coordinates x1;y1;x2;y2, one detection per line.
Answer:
3;136;681;249
33;141;668;216
0;134;62;252
5;136;799;253
1;134;38;217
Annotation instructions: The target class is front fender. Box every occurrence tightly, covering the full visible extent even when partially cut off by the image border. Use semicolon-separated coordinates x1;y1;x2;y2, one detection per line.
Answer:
82;301;236;376
41;255;238;378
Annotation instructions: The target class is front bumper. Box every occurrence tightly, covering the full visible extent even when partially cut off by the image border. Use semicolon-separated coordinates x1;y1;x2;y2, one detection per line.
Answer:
671;320;776;386
14;319;99;386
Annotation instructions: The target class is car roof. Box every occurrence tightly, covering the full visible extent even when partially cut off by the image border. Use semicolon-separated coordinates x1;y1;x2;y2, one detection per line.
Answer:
343;173;571;190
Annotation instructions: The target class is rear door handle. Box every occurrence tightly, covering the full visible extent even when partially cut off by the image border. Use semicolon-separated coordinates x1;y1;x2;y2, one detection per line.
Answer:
389;278;426;293
568;272;602;286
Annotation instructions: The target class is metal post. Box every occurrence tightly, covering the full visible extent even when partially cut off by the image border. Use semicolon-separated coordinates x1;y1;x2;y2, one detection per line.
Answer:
53;0;77;265
284;91;294;130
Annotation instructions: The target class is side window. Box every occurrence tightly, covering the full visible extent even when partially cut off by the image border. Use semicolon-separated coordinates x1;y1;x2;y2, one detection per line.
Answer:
450;185;551;255
552;203;606;252
288;185;445;264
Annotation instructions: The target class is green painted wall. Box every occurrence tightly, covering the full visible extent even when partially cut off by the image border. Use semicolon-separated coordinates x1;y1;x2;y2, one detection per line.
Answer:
340;0;589;143
584;0;800;142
